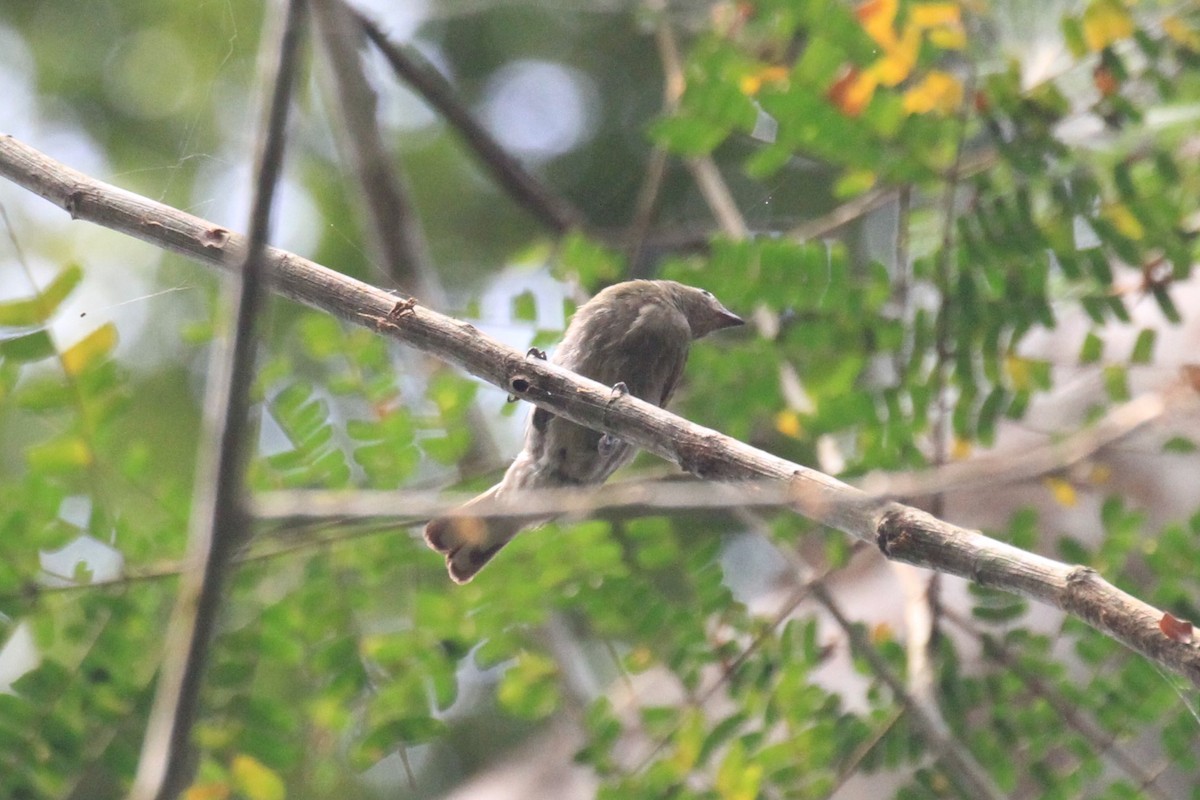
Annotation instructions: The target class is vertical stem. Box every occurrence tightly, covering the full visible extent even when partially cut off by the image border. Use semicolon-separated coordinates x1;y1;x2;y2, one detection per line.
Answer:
128;2;306;798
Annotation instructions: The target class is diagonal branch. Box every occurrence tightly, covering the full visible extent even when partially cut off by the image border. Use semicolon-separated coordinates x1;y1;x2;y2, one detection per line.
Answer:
311;0;500;475
312;0;437;297
1;134;1199;688
943;608;1174;800
353;9;586;234
813;583;1007;800
652;7;748;239
128;2;306;798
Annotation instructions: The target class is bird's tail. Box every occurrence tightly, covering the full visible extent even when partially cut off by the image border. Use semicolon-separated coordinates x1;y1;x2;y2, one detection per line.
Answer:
424;485;532;583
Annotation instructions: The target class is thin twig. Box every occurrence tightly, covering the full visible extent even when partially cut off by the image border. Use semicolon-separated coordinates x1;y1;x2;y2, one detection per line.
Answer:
312;0;437;298
312;0;499;474
813;582;1008;800
653;10;748;239
623;0;676;276
353;9;585;234
128;3;306;798
860;381;1188;499
629;544;868;774
820;706;906;800
942;608;1174;800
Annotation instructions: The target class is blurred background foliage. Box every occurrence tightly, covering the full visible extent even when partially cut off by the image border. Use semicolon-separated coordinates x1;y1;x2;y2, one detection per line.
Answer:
1;0;1200;798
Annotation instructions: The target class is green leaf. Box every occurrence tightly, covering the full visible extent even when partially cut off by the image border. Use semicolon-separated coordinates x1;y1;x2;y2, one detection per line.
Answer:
497;651;560;720
11;660;72;702
0;330;55;362
1102;364;1129;402
977;387;1007;446
648;114;728;156
26;435;92;472
362;715;448;751
1163;436;1196;453
1079;332;1103;364
558;231;623;288
1129;328;1155;364
0;264;82;326
512;289;537;322
1151;285;1181;323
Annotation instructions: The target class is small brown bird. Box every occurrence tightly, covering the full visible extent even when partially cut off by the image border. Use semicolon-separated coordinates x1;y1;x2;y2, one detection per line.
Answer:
424;280;743;583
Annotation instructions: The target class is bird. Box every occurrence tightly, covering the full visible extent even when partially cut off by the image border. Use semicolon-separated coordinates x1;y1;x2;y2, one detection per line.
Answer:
424;279;744;583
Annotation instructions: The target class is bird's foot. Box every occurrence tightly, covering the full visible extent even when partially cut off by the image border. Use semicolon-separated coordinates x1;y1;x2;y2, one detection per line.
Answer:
598;382;629;453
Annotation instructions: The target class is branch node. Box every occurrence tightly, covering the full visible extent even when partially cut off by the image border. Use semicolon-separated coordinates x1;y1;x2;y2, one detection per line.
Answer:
876;507;912;557
678;434;727;477
1066;565;1098;589
65;189;84;219
202;226;231;249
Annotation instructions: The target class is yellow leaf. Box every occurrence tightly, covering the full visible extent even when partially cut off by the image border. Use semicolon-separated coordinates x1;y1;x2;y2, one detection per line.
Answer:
1004;355;1031;391
61;322;118;376
775;410;803;438
231;755;285;800
928;25;967;49
857;0;900;48
184;784;231;800
1103;203;1145;240
1163;16;1200;50
834;168;878;198
1043;476;1078;507
870;622;894;643
1082;0;1134;52
874;24;921;86
902;70;963;114
627;646;654;671
740;75;762;95
828;67;878;116
671;710;705;773
739;65;789;96
951;437;972;460
911;3;960;28
716;740;764;800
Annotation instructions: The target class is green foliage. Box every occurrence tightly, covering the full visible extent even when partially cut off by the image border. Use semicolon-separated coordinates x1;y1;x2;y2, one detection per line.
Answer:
4;0;1200;799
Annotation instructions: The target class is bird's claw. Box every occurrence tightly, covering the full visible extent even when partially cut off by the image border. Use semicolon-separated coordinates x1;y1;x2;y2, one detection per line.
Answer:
388;296;418;320
598;433;622;455
599;383;628;452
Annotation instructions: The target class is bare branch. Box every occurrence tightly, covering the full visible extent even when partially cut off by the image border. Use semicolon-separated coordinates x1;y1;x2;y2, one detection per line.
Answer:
2;134;1199;687
311;0;500;474
312;0;438;297
129;2;306;798
861;381;1184;499
353;9;586;234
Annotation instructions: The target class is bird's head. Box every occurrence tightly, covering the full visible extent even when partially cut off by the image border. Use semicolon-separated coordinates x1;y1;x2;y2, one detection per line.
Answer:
663;281;745;339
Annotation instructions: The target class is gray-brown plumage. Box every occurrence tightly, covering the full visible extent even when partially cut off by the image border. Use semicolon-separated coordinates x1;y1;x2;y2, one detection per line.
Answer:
424;280;743;583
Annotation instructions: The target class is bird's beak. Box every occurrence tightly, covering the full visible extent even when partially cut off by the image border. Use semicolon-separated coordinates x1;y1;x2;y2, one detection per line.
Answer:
715;305;744;329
